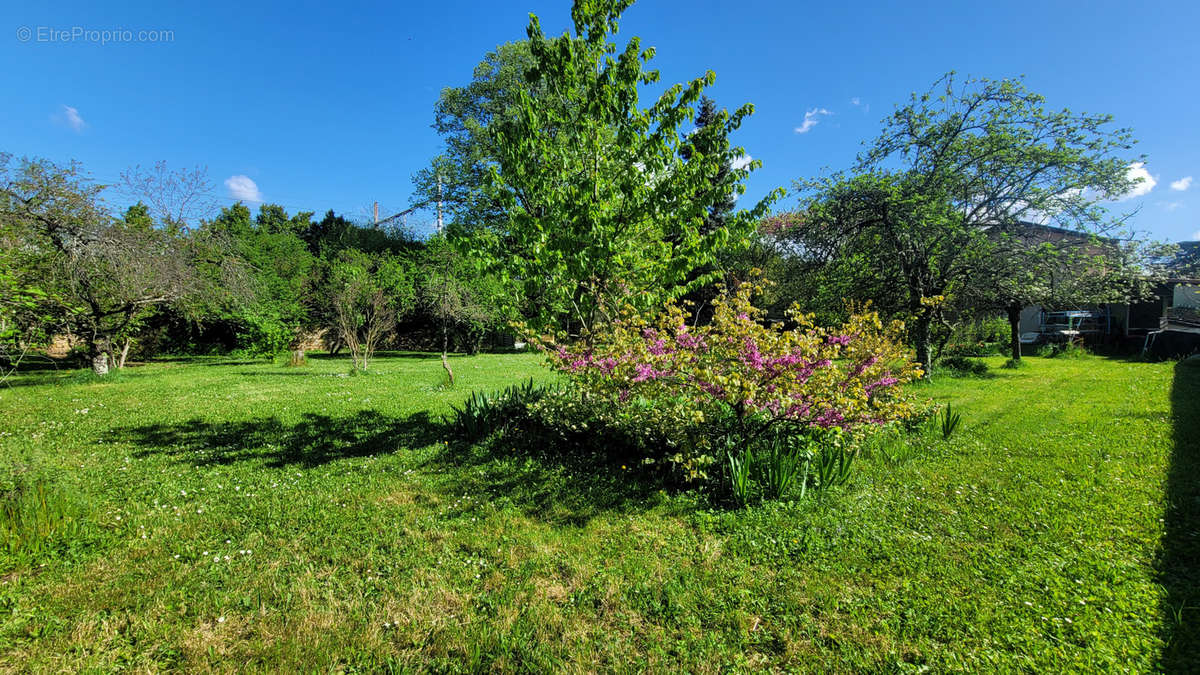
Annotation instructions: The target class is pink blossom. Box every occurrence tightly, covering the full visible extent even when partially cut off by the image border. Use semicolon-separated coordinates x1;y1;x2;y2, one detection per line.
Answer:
784;402;811;419
814;408;846;429
675;330;705;351
631;362;670;383
864;374;899;395
849;355;879;378
740;338;765;370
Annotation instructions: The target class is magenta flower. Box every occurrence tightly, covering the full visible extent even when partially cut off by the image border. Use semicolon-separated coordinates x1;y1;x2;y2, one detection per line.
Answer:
864;374;899;395
849;355;879;378
740;338;765;370
631;362;670;383
814;408;846;429
675;330;705;351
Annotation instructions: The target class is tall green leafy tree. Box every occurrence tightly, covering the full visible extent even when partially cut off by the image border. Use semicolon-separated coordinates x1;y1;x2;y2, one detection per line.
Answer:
1;155;205;375
795;74;1138;374
207;203;317;359
679;96;738;234
417;235;504;383
483;0;778;336
328;250;414;372
412;41;541;231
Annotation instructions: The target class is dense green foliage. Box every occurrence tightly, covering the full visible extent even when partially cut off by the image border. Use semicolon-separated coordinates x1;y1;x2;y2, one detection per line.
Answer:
478;0;778;334
779;74;1142;372
0;353;1193;670
537;274;924;484
2;0;1190;669
412;41;539;232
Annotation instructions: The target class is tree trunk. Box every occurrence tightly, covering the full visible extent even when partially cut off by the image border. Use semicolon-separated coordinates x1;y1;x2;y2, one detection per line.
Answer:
1007;303;1023;362
117;337;132;369
441;322;454;385
914;314;932;378
90;336;111;376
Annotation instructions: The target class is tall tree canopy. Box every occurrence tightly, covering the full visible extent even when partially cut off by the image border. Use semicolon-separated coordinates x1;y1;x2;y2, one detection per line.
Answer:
1;155;206;374
412;41;541;232
481;0;778;336
791;73;1138;373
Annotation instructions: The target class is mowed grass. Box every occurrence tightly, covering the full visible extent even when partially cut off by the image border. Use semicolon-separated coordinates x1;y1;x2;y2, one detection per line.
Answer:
0;352;1196;672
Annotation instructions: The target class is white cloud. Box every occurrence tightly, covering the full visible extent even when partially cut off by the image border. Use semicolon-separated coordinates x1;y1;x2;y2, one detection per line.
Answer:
55;105;86;132
1192;230;1200;241
224;175;262;202
1118;162;1157;200
731;154;752;171
1171;176;1193;191
794;108;831;134
850;97;860;106
1162;201;1183;212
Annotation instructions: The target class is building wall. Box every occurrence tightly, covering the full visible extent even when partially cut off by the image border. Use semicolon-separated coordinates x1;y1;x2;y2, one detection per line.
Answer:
1174;283;1200;309
1019;305;1043;334
1018;304;1130;336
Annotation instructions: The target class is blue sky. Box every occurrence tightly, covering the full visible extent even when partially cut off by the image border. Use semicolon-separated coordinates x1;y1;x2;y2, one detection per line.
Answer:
3;0;1197;241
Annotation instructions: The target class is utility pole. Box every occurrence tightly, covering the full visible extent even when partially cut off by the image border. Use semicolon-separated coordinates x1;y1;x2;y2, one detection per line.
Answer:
436;175;444;233
373;201;379;226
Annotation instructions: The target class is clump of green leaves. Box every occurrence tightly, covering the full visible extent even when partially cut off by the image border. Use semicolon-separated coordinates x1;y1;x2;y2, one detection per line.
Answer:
482;0;780;333
812;445;855;490
940;403;963;439
1;469;88;568
1040;342;1089;359
726;443;755;506
937;356;990;377
722;429;860;506
757;434;810;500
449;378;553;443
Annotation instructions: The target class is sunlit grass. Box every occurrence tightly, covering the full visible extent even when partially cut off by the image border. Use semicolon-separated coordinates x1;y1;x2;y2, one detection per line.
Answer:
0;352;1189;671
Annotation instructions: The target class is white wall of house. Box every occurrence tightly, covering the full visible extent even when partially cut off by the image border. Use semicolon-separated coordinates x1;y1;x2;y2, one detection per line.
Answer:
1019;305;1042;334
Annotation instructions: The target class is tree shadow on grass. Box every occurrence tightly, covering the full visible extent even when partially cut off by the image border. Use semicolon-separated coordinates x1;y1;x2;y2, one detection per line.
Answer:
425;431;669;527
233;370;318;377
109;410;443;468
1161;359;1200;671
307;351;444;361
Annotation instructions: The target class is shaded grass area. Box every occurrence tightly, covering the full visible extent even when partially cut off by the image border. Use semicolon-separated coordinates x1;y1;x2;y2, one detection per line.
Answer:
1162;358;1200;670
0;353;1189;671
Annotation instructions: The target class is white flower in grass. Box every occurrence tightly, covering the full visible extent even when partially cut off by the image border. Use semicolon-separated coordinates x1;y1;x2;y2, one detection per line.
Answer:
217;616;225;623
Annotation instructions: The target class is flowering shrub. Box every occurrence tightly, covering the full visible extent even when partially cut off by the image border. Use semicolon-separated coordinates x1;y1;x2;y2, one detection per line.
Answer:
527;387;716;476
532;273;925;480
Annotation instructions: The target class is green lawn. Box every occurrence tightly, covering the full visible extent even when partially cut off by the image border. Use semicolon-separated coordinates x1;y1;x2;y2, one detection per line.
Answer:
1;352;1196;672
